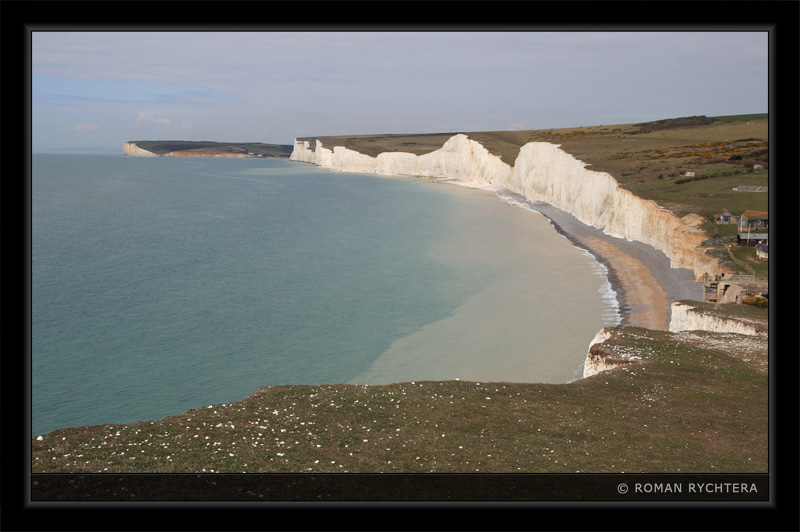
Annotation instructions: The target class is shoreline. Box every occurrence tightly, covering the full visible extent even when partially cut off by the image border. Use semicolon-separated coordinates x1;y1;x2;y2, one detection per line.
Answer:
529;202;704;329
317;166;705;332
434;179;704;331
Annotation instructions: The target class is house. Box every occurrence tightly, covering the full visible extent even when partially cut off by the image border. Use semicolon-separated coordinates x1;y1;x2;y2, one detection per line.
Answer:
739;210;768;232
755;242;768;260
714;208;735;225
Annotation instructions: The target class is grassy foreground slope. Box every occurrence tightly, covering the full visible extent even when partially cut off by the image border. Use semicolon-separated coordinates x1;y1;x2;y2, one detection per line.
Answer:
32;306;767;476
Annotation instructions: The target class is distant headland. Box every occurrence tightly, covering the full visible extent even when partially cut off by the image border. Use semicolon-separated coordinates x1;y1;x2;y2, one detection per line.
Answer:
123;140;293;158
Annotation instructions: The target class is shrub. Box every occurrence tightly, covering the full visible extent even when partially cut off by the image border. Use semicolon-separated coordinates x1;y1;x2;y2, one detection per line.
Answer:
742;296;768;308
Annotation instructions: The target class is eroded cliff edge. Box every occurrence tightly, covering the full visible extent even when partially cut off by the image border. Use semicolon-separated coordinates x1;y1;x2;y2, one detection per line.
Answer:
583;301;768;378
290;134;719;281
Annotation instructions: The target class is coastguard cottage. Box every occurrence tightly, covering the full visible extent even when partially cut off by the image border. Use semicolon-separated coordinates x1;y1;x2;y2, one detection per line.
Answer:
739;210;768;231
737;211;768;247
714;208;735;225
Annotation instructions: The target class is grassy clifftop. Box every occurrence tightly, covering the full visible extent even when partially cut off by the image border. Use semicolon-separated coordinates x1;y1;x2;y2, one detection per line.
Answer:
299;113;769;220
131;140;293;157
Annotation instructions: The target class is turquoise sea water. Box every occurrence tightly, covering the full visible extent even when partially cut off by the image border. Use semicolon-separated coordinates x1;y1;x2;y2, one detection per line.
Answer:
31;155;618;437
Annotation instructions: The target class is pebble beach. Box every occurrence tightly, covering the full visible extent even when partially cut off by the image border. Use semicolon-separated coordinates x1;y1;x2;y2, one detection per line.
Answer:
517;201;704;330
440;179;705;331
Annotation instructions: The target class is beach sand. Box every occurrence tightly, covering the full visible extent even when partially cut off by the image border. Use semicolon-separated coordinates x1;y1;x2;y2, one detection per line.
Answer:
582;237;669;330
518;202;704;331
433;180;704;332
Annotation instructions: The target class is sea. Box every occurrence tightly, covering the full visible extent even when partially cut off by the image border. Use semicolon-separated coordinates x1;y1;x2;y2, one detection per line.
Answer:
31;154;620;437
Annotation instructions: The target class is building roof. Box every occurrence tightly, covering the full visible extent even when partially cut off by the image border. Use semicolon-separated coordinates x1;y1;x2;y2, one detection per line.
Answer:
741;210;768;220
733;186;768;192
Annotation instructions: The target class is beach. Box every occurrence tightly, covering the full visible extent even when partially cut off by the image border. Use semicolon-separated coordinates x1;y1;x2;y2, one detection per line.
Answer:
526;202;704;330
438;181;703;331
350;173;706;387
431;178;704;331
417;177;704;332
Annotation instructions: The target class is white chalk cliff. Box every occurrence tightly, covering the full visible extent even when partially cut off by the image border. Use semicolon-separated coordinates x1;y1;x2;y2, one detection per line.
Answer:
123;142;158;157
582;301;767;378
668;302;765;336
291;135;719;281
123;142;251;158
582;328;639;379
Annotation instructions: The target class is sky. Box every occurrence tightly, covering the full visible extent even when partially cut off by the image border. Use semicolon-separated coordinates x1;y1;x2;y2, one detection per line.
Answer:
31;31;769;152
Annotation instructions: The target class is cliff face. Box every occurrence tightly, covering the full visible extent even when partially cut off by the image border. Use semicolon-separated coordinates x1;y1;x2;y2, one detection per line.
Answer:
582;328;639;378
123;142;254;158
668;302;765;336
292;135;512;185
291;134;718;280
584;301;767;378
123;142;158;157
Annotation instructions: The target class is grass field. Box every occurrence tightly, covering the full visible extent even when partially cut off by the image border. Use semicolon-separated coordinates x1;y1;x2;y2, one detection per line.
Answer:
623;168;768;219
730;244;770;277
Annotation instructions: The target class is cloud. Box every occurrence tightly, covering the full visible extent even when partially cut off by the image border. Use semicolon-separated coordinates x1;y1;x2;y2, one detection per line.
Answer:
72;123;100;132
137;112;170;126
33;75;234;104
137;112;192;132
31;32;768;150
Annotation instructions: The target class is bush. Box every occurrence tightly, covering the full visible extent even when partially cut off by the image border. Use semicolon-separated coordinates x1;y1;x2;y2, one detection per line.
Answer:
742;296;768;308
